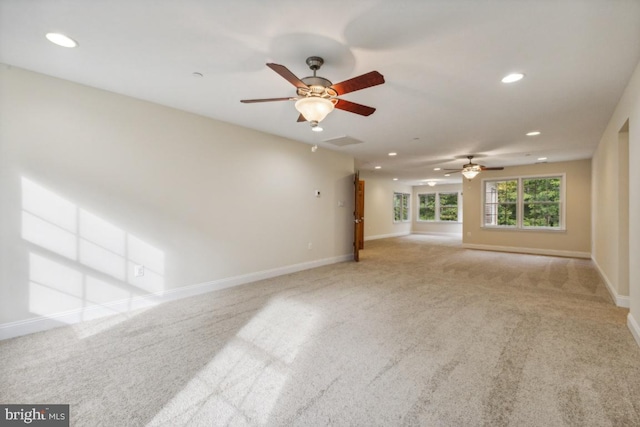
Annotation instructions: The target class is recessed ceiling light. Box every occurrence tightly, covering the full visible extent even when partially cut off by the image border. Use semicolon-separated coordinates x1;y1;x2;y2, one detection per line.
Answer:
538;157;547;161
501;73;524;83
434;168;441;171
444;174;451;177
388;152;397;156
374;166;382;169
526;131;541;136
45;32;78;48
428;182;436;187
393;178;398;181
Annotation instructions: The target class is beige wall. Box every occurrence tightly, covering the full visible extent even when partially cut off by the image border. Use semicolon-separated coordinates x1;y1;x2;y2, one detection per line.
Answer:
359;172;412;240
412;183;463;235
592;125;629;303
0;65;355;332
462;159;591;257
592;60;640;344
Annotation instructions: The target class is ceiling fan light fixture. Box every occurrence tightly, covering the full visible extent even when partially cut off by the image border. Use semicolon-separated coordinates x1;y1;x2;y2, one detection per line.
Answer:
295;97;334;123
310;121;323;132
461;165;481;180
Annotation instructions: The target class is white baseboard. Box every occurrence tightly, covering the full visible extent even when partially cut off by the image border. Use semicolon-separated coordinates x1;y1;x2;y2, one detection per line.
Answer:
591;256;630;308
364;231;411;241
411;231;462;237
462;243;591;259
0;253;353;341
628;313;640;348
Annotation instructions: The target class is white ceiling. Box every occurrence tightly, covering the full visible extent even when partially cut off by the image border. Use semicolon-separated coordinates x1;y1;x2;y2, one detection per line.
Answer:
2;0;639;185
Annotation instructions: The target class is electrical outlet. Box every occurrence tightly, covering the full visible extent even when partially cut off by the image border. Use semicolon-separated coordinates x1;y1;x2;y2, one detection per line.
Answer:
134;265;145;277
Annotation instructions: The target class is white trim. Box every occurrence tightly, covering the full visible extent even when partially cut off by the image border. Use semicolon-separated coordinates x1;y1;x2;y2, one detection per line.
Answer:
0;253;353;341
628;314;640;348
364;231;411;241
462;243;590;259
591;256;631;308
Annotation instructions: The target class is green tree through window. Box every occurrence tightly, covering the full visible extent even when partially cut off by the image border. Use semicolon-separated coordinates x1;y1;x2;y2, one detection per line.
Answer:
439;193;459;221
485;180;517;226
418;192;460;222
523;178;561;227
394;192;410;222
419;194;436;220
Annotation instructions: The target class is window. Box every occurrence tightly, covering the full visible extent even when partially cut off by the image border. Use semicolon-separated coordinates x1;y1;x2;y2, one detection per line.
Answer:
483;175;564;230
439;192;459;222
393;192;410;222
418;192;461;222
523;177;561;227
484;179;517;226
418;194;436;221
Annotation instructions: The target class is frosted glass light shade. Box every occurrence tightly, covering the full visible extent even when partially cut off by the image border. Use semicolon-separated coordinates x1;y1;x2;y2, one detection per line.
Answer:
461;165;481;180
295;97;334;123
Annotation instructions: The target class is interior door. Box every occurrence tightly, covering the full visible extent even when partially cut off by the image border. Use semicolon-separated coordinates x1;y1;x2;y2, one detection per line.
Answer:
354;172;365;261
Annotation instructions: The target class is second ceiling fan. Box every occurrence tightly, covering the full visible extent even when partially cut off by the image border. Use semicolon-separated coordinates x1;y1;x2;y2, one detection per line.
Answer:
241;56;385;130
445;155;505;180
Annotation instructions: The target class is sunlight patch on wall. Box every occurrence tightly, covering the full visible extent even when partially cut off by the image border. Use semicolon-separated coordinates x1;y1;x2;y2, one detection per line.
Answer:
22;211;77;260
147;298;321;426
21;177;166;338
29;253;83;315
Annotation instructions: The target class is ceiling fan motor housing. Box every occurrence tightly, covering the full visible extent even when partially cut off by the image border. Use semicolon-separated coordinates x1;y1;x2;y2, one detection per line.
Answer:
296;56;337;98
298;76;336;98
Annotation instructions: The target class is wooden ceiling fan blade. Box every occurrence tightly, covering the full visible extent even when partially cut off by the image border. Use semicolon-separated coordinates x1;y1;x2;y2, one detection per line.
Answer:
240;97;296;103
266;63;308;89
334;99;376;116
480;167;505;170
331;71;385;95
297;114;306;122
443;168;462;171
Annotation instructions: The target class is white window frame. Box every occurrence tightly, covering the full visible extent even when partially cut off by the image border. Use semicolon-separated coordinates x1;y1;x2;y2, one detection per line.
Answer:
481;173;566;231
417;191;462;223
393;192;411;223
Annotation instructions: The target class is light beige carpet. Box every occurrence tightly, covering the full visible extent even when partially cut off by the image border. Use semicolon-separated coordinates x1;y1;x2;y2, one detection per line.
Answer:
1;234;639;426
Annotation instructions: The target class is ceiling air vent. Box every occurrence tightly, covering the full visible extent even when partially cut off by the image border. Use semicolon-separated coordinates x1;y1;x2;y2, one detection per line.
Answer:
323;135;364;147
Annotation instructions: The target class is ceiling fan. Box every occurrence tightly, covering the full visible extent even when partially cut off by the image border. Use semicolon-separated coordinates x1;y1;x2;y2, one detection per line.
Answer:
240;56;385;131
445;155;504;180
